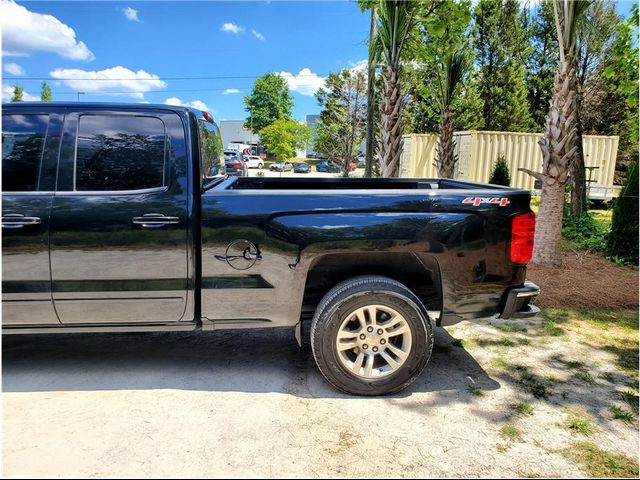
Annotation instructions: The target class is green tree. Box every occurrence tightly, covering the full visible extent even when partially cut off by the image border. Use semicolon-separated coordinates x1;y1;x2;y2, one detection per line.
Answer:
473;0;533;131
10;85;24;102
524;0;558;130
259;119;311;161
314;69;367;176
244;73;294;134
488;153;511;186
40;81;52;102
608;161;638;265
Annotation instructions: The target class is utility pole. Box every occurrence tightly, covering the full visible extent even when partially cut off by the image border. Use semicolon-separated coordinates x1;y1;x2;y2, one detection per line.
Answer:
77;91;85;102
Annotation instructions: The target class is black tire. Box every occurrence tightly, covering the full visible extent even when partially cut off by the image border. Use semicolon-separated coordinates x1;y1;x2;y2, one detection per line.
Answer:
310;275;433;396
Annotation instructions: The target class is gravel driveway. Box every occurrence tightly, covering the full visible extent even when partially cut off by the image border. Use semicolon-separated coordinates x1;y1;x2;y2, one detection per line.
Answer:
3;311;638;478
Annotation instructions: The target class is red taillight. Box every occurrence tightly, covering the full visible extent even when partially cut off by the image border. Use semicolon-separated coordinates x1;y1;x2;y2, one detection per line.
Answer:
232;160;242;167
511;212;535;264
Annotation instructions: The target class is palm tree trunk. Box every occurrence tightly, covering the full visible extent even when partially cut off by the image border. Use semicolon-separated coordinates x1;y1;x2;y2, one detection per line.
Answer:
436;109;457;178
570;106;587;216
534;56;578;265
365;6;377;178
379;65;403;178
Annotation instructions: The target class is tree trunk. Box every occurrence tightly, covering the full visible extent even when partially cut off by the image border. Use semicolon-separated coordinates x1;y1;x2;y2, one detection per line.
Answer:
436;109;457;178
570;109;587;216
532;180;565;265
533;56;578;265
379;65;403;178
365;6;377;178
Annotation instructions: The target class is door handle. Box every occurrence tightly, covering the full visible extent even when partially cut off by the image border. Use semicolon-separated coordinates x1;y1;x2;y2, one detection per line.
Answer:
2;214;41;229
132;213;180;228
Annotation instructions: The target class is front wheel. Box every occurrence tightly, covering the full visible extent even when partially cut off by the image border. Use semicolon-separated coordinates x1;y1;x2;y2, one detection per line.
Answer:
258;163;263;169
310;275;433;396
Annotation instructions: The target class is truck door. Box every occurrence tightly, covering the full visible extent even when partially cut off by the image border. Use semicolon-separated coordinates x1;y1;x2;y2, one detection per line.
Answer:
2;108;61;326
49;109;191;324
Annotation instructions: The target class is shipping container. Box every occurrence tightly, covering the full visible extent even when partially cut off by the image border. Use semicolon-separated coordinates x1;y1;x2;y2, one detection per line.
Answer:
400;131;620;198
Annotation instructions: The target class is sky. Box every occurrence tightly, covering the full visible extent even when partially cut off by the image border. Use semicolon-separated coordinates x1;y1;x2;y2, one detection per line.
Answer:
1;1;637;123
1;0;370;121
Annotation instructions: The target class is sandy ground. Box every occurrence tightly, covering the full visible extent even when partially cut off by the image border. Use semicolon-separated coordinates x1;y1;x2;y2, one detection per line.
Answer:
3;312;638;478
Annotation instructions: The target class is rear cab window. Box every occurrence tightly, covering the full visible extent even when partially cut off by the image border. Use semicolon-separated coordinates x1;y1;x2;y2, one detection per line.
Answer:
2;114;49;192
75;114;166;191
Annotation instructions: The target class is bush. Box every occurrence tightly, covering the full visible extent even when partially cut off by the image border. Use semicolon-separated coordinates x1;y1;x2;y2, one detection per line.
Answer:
562;213;609;253
608;162;638;265
489;153;511;186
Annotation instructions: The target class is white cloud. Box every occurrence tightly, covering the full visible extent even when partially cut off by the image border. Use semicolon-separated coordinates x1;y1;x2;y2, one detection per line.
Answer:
164;97;209;112
277;68;325;96
50;66;166;98
251;29;265;41
4;62;26;76
348;59;368;73
123;7;139;22
2;84;39;102
223;88;240;95
0;0;95;61
221;22;244;34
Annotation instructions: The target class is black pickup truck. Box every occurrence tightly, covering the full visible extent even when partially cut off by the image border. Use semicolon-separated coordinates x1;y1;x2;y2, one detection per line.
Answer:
2;102;539;395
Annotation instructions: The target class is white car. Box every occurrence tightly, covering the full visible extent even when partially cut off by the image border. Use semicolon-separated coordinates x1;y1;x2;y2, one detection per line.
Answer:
243;155;264;169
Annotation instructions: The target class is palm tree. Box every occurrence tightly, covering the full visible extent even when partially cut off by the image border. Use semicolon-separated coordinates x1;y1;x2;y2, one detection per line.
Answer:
434;51;466;178
522;0;591;265
376;0;418;177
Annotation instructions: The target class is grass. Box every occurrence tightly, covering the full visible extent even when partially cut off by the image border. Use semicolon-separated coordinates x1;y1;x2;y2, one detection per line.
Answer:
563;408;597;435
492;360;550;399
619;390;639;413
542;319;565;336
495;324;528;333
469;387;485;396
511;401;534;416
499;424;523;442
599;372;615;383
562;441;639;478
451;338;469;349
475;337;516;347
609;406;635;423
574;371;596;384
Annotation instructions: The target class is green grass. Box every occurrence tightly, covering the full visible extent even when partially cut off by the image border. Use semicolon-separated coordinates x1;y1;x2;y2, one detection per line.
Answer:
574;371;596;384
496;443;510;453
562;441;639;478
451;338;469;349
563;409;597;435
542;319;565;336
469;387;485;396
619;390;639;413
511;401;534;416
492;361;550;398
475;337;516;347
599;372;615;383
499;424;523;442
495;324;528;333
577;309;639;332
609;406;635;423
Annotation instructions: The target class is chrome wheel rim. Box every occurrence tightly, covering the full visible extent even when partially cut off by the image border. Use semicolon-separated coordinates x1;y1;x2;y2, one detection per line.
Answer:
335;304;412;379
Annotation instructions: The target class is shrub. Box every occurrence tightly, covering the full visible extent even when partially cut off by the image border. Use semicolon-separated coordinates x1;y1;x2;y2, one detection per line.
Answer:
562;212;609;252
608;161;638;265
489;153;511;186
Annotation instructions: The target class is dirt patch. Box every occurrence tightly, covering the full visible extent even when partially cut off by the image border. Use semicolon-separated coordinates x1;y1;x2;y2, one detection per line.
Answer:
528;249;638;309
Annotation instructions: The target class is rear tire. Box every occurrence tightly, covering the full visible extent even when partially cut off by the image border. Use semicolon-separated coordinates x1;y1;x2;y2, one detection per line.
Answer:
311;275;433;396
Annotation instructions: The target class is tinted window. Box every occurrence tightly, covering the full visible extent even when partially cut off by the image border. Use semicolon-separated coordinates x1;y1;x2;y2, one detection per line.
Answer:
75;114;166;191
198;118;222;177
2;114;49;192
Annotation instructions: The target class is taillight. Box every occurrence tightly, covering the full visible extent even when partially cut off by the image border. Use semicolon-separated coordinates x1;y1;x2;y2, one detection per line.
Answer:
511;212;535;264
232;160;242;167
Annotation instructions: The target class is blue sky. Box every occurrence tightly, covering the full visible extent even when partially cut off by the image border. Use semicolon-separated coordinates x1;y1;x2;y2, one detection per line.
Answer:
1;1;637;122
1;0;370;121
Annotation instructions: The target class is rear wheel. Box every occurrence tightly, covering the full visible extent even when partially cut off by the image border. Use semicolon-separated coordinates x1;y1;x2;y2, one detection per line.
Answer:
258;163;263;169
311;275;433;395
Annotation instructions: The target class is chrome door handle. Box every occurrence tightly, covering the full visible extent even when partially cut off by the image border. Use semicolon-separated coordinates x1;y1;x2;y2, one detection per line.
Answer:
132;213;180;228
2;214;41;229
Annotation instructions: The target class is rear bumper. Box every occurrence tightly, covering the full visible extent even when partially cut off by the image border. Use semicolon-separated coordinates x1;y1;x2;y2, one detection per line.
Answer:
499;281;540;319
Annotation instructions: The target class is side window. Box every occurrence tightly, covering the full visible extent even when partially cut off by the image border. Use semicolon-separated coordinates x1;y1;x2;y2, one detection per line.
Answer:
198;118;222;178
2;114;49;192
75;114;166;191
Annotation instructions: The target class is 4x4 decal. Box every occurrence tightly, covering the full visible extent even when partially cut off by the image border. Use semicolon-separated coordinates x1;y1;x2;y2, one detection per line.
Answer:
462;197;510;207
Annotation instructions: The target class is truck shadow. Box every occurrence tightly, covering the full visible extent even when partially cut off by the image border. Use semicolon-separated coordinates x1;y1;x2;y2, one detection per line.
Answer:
2;327;500;398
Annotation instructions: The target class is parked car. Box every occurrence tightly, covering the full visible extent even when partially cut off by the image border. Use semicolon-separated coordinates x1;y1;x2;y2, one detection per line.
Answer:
269;161;293;172
210;163;223;176
244;155;264;169
224;150;248;176
293;162;311;173
2;102;540;396
315;160;341;173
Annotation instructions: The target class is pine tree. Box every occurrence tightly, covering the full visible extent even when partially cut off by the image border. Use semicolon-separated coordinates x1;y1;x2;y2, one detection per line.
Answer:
40;81;52;102
488;153;511;186
472;0;533;131
11;85;24;102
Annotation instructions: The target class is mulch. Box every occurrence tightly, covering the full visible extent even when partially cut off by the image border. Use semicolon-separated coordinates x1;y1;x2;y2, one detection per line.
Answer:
527;249;639;310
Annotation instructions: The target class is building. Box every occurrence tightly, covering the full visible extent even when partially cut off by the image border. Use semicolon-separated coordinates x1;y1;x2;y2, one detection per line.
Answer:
305;114;320;157
219;120;260;151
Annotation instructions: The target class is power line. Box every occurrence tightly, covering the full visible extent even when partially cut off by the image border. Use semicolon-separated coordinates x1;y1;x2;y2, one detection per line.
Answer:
4;72;330;82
